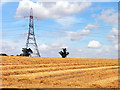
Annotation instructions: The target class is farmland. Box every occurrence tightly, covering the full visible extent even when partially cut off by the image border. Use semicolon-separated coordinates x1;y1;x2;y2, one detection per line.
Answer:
1;56;119;88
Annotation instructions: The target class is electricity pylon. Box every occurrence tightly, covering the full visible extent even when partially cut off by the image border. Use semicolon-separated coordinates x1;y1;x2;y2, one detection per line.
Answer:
26;8;40;57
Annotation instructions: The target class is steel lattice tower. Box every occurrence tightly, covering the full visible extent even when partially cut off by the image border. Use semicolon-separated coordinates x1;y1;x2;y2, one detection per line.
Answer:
26;8;40;57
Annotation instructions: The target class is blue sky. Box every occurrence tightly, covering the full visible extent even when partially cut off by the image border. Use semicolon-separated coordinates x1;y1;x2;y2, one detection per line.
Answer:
1;0;119;58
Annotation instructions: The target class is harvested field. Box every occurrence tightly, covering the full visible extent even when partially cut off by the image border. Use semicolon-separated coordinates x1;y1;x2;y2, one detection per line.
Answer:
1;56;119;88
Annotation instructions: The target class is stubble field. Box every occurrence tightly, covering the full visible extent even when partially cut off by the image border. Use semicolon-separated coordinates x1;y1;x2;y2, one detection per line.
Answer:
1;56;119;88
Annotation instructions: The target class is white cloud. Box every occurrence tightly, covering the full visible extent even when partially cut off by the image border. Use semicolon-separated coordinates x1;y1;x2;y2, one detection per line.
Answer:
81;29;90;35
96;45;118;58
85;24;99;29
56;16;81;26
107;28;118;44
1;0;16;5
114;44;118;50
88;40;101;48
99;9;118;25
78;49;82;52
38;43;68;51
66;29;90;41
16;0;91;20
38;42;85;58
21;33;28;38
96;49;102;53
1;41;22;55
39;44;48;51
114;44;120;50
1;41;118;58
38;43;69;57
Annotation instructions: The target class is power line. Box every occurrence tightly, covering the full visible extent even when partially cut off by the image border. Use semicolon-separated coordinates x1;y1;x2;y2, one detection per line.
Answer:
2;33;109;39
1;18;116;28
2;25;115;32
2;27;111;36
0;18;15;20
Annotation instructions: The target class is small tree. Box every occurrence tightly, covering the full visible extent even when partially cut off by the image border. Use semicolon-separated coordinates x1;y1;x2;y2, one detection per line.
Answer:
21;48;33;56
59;48;69;58
0;53;8;56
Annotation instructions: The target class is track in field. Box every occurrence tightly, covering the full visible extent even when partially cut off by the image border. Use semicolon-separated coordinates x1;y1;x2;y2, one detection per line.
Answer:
1;56;118;88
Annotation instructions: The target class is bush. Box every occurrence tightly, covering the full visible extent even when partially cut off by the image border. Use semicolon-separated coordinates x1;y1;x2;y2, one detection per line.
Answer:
0;53;8;56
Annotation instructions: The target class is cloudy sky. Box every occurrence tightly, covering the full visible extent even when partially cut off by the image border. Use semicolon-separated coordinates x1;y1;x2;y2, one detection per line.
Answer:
1;0;119;58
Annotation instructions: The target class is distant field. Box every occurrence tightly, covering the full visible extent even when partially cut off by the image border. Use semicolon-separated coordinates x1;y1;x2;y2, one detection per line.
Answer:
1;56;118;88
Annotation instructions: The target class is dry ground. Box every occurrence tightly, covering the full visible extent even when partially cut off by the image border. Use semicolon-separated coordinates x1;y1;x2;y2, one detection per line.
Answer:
0;56;119;88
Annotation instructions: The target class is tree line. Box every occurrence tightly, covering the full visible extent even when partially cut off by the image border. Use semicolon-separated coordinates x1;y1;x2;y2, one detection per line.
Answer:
0;48;69;58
